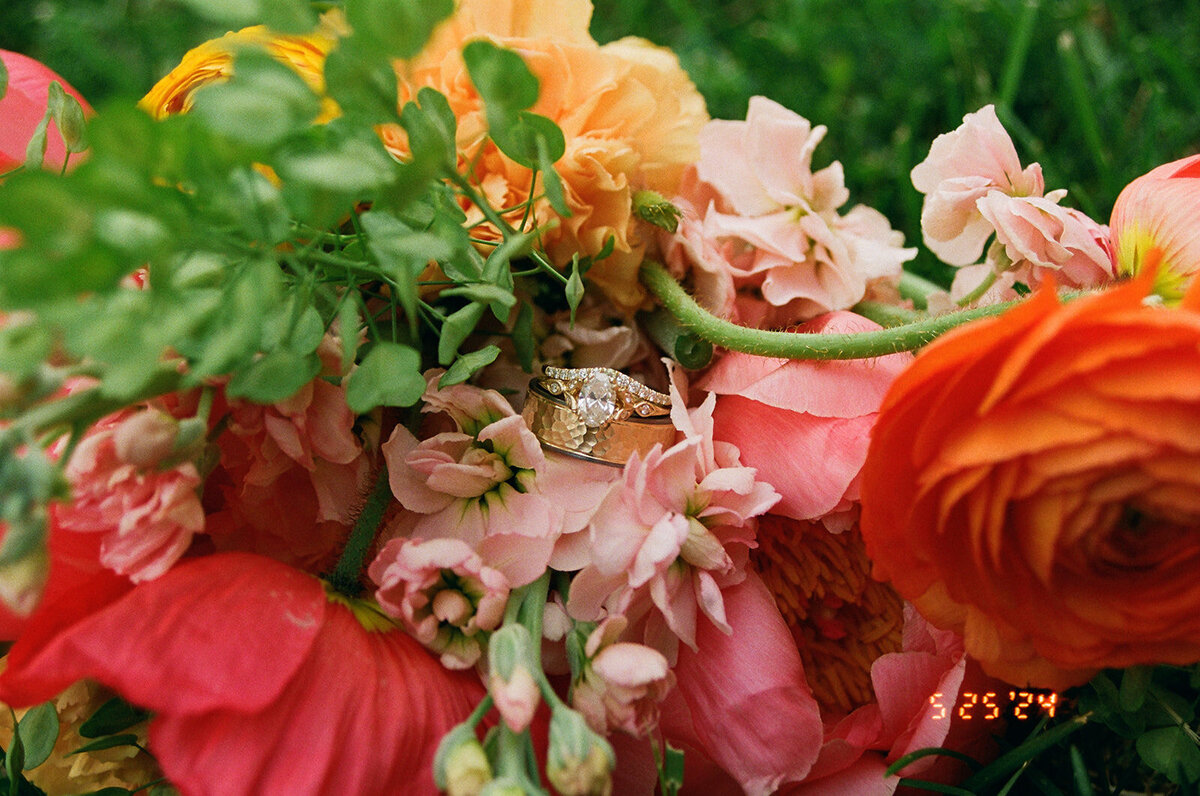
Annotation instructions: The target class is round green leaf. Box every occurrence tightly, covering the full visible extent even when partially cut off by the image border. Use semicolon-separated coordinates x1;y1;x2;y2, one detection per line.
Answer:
16;701;59;770
344;342;424;413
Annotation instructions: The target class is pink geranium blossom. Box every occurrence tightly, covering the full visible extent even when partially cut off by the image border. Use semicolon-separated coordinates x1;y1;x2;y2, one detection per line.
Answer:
383;374;613;586
53;413;204;583
695;312;913;527
663;96;914;326
567;372;780;661
369;536;509;669
0;553;486;796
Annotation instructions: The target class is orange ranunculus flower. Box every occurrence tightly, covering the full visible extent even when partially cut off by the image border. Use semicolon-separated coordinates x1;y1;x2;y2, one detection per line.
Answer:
859;273;1200;690
380;0;708;310
139;13;346;121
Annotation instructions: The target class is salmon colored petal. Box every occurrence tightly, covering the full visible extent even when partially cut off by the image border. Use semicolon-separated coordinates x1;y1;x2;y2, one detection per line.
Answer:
0;50;92;172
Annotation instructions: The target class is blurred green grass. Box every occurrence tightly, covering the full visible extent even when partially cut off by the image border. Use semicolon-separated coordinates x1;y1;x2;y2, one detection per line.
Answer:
3;0;1198;282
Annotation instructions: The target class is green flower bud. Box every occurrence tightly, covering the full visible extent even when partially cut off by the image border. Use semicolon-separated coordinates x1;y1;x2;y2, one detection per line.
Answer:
546;706;614;796
434;723;492;796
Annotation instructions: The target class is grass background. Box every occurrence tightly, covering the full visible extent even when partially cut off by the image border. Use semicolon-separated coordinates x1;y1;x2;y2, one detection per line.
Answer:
3;0;1199;281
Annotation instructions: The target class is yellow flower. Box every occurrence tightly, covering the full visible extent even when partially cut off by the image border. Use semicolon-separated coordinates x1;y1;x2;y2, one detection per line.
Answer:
381;0;708;310
139;13;346;122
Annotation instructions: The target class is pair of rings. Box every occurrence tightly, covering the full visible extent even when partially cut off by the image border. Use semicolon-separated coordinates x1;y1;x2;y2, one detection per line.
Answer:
521;367;675;467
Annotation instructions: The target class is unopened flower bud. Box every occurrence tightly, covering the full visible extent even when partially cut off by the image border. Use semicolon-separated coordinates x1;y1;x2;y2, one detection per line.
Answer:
434;723;492;796
632;189;682;233
479;776;533;796
547;707;614;796
0;546;48;616
113;409;179;467
680;516;732;571
487;625;541;733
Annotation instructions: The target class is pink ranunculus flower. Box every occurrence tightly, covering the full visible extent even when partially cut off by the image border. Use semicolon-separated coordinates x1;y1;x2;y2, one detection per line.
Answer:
205;376;370;572
664;96;915;326
384;373;614;587
567;370;780;662
949;192;1116;304
572;617;675;737
910;104;1047;266
53;413;205;583
0;50;92;174
694;312;913;527
1110;153;1200;300
369;536;509;670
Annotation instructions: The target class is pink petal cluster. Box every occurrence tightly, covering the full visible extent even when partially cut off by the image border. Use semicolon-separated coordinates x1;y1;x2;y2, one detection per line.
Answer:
370;536;509;669
572;617;675;736
53;412;204;583
383;373;615;587
1109;153;1200;298
205;377;370;571
912;105;1115;302
696;312;913;528
662;96;915;327
567;372;780;662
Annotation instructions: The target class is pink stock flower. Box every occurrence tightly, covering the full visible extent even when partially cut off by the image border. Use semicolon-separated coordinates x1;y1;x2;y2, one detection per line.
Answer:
664;96;914;326
205;378;370;571
567;372;780;661
695;312;913;527
53;413;204;583
572;617;675;736
383;374;613;586
1110;153;1200;299
0;50;92;174
910;104;1046;265
369;536;509;669
0;553;486;796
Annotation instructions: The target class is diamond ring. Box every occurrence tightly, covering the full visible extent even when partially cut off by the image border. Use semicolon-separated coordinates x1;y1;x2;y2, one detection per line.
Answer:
539;367;671;429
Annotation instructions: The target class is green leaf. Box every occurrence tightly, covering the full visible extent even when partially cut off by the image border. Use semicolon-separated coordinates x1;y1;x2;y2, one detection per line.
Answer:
360;209;455;332
172;0;262;26
345;0;454;59
462;40;540;111
48;82;87;154
512;302;534;373
276;136;396;193
1119;665;1152;712
0;57;8;103
439;284;516;312
437;302;485;366
6;711;25;787
23;108;50;170
336;291;362;375
565;255;584;324
490;110;565;171
399;89;458;169
259;0;318;34
16;703;58;770
79;698;151;739
226;350;321;404
189;50;320;150
438;345;500;387
343;342;424;413
321;42;400;124
0;321;53;382
67;734;140;756
1137;726;1200;785
537;133;569;216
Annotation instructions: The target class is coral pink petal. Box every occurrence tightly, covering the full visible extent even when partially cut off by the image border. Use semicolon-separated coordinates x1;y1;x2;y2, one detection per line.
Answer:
149;597;484;796
0;50;92;172
0;554;322;714
784;754;896;796
661;573;823;795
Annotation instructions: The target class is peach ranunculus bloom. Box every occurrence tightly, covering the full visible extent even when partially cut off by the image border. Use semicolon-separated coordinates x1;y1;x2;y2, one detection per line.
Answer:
138;13;346;121
380;0;708;310
912;105;1115;303
662;96;916;327
1110;154;1200;301
859;272;1200;690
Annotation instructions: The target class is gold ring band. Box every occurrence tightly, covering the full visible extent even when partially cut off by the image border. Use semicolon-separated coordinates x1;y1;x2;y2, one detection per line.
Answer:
538;367;671;428
522;379;676;467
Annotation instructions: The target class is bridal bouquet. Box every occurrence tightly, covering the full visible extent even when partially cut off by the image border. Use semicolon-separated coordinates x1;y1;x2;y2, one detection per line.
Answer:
1;1;1199;794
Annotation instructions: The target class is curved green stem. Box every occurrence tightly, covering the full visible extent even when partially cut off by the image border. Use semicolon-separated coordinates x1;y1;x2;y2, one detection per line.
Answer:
898;270;947;310
639;260;1024;360
328;463;393;597
956;268;999;307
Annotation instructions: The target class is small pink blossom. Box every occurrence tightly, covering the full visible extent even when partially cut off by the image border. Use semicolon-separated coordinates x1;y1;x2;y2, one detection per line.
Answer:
384;375;613;586
55;417;204;583
663;96;914;326
910;104;1047;265
369;537;509;670
567;371;780;661
489;665;540;734
1110;153;1200;298
572;617;675;737
695;313;913;526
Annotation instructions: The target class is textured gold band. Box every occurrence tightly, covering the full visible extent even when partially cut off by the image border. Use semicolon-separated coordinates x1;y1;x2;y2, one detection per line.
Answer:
521;379;676;467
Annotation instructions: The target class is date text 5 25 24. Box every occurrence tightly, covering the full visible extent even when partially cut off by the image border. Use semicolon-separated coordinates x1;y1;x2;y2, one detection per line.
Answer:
929;690;1059;721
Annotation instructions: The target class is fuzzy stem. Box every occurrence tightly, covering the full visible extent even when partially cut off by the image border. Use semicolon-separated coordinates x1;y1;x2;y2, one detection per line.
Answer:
898;270;947;309
639;260;1023;360
328;464;393;597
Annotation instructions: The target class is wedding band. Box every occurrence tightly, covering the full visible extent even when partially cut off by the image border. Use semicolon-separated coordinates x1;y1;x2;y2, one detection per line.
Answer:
522;377;676;467
539;366;671;427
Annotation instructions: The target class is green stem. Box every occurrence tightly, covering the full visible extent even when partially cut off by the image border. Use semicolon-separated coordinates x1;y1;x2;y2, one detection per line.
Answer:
898;270;947;310
850;300;923;328
959;713;1090;793
328;464;393;597
639;260;1023;360
955;268;999;307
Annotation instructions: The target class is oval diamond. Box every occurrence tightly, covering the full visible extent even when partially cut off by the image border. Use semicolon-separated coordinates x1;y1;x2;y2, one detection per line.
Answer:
577;372;617;427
